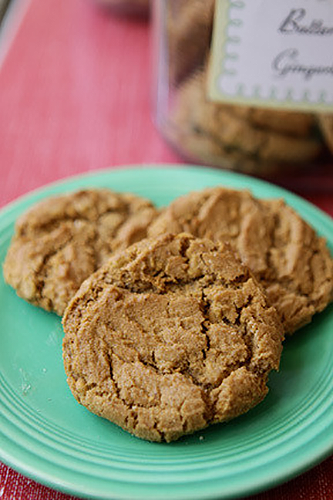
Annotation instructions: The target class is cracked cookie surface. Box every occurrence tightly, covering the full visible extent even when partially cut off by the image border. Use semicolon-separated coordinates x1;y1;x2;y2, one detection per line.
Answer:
62;233;283;442
3;189;158;315
148;188;333;334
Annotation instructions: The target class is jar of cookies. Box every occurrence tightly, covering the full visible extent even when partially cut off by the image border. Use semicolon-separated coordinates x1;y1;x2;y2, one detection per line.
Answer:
152;0;333;175
91;0;149;16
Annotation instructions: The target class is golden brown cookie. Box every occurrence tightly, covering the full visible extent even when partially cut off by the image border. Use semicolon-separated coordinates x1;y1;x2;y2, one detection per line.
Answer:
3;189;158;315
317;114;333;154
62;233;283;442
227;104;314;138
166;71;323;174
167;0;215;84
148;188;333;334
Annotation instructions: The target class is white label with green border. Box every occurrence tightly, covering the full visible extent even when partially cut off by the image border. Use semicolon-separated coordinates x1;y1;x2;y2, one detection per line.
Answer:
208;0;333;112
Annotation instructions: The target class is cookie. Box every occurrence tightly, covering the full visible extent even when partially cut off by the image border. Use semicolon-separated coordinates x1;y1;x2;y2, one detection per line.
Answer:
149;188;333;334
228;104;315;138
62;233;283;442
317;114;333;154
166;71;323;174
167;0;215;84
3;189;158;316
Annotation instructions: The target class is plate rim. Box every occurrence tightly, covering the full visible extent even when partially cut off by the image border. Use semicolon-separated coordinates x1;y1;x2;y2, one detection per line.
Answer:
0;163;332;227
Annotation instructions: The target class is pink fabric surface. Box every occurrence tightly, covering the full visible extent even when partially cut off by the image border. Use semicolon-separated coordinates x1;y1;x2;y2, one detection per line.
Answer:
0;0;179;209
0;0;332;499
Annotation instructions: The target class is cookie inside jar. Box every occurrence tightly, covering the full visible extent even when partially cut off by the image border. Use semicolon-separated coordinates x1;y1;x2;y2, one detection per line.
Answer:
152;0;331;176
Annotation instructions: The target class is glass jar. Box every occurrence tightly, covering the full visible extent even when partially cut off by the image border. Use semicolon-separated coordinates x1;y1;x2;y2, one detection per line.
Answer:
152;0;332;176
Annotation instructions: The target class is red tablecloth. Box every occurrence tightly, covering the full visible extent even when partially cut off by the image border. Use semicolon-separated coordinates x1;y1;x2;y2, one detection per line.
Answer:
0;0;332;499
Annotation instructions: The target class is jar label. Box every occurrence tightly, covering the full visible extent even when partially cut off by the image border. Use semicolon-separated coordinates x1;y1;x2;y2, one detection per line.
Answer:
208;0;333;112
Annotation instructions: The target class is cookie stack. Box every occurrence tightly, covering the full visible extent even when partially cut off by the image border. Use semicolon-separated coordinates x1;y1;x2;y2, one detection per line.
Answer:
3;187;333;441
157;0;333;174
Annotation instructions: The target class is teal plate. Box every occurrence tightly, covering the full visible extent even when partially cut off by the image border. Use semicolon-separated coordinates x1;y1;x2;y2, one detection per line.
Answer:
0;165;333;500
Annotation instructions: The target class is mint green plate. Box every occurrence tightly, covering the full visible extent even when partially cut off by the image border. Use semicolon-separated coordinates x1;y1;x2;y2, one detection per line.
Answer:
0;165;333;500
